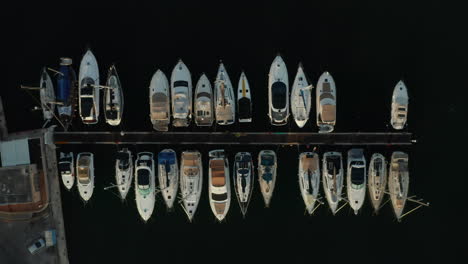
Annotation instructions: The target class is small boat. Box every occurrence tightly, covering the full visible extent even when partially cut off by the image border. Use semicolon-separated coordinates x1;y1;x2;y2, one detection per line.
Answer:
135;152;156;222
268;55;289;126
171;60;192;127
346;149;366;214
368;153;387;213
194;74;214;126
158;149;179;210
56;57;76;129
237;72;252;123
316;72;336;133
233;152;254;217
257;150;277;207
298;152;320;215
391;80;409;130
179;151;203;221
76;152;95;201
388;151;409;220
78;49;100;124
115;148;133;200
291;64;312;128
214;63;235;125
322;152;344;214
39;68;55;124
59;152;74;190
149;70;170;131
104;65;123;126
208;150;231;221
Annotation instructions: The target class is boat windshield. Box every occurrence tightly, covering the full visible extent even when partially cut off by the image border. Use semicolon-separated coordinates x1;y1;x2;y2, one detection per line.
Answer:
272;82;287;109
261;155;274;166
238;168;249;175
326;156;341;175
351;167;365;185
81;97;94;117
78;166;90;184
137;169;150;189
212;192;228;201
59;162;71;173
174;81;188;87
117;152;130;170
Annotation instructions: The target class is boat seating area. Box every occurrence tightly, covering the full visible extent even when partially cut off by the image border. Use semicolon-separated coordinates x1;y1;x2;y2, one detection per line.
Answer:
301;155;317;171
210;159;225;187
151;93;169;120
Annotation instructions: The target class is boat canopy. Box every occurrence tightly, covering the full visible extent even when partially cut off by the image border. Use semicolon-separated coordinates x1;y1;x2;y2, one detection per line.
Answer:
272;82;287;109
158;152;176;165
81;98;94;118
137;169;150;188
210;159;225;187
351;167;365;185
326;155;341;175
238;97;251;119
56;65;74;102
261;155;274;166
117;152;130;170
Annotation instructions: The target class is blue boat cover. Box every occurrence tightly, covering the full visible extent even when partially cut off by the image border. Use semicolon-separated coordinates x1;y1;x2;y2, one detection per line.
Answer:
158;152;175;165
56;65;74;103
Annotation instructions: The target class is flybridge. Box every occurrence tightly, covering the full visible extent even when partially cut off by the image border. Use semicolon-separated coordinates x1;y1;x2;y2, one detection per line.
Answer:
53;131;415;145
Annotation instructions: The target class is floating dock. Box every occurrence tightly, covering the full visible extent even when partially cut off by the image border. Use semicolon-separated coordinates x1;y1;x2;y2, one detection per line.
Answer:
54;131;414;145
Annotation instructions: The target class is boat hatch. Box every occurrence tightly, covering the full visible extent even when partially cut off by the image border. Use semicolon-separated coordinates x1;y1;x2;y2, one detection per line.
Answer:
212;192;228;201
137;169;150;189
351;167;365;185
81;84;94;95
238;97;251;118
197;92;211;99
261;155;274;166
327;156;340;175
373;160;382;177
272;82;287;109
81;98;94;117
210;159;226;187
321;104;336;123
174;81;188;87
59;163;71;173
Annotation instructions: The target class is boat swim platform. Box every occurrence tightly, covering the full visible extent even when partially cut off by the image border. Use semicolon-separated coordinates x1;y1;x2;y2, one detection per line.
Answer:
53;131;415;146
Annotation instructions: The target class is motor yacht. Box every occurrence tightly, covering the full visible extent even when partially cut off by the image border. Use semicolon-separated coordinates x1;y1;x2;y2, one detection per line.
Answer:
135;152;156;222
59;152;74;190
104;65;123;126
233;152;254;217
171;60;192;127
347;149;366;214
391;80;409;130
208;150;231;221
179;151;203;221
268;55;289;126
316;72;336;133
149;70;170;131
194;74;214;126
76;152;95;201
322;152;344;214
115;148;133;200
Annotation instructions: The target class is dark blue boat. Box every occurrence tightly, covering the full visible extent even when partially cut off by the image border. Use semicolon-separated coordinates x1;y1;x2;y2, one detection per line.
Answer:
55;58;76;127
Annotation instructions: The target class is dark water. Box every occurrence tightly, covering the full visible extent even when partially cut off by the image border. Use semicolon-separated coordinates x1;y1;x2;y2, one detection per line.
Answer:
2;2;458;263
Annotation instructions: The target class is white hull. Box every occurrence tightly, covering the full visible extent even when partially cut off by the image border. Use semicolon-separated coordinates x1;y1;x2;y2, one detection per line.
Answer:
258;150;277;207
208;150;231;221
291;65;312;128
78;49;100;124
322;152;344;214
150;70;170;131
268;55;289;126
180;151;203;221
158;149;179;209
391;80;409;130
135;152;156;222
347;149;366;214
40;68;55;121
76;152;95;201
233;152;254;216
171;60;192;127
368;153;387;212
298;152;320;214
59;152;74;190
214;63;235;125
115;148;133;200
194;74;214;126
104;65;123;126
316;72;336;133
237;72;252;123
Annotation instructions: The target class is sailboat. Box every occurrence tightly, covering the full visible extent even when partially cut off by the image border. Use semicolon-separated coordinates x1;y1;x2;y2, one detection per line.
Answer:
291;64;312;128
194;74;214;126
233;152;254;217
39;68;55;125
208;150;231;221
368;153;387;213
391;80;409;130
322;152;344;215
104;65;123;126
214;63;235;125
78;49;100;124
298;152;320;215
347;149;366;215
180;151;203;221
171;60;192;127
149;70;170;131
388;151;409;220
268;55;289;126
55;57;76;129
135;152;156;222
316;72;336;133
237;72;252;123
115;148;133;200
258;150;277;207
158;149;179;210
59;152;74;190
76;152;95;202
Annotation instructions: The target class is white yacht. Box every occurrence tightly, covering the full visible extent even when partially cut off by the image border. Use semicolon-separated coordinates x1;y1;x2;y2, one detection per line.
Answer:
59;152;74;190
368;153;387;213
39;68;55;124
214;63;235;125
149;70;170;131
298;152;320;215
391;80;409;130
179;151;203;221
316;72;336;133
104;65;123;126
171;60;192;127
291;64;312;128
78;49;100;124
115;148;133;200
258;150;277;207
194;74;214;126
322;152;344;215
347;149;366;215
233;152;254;217
388;151;409;220
135;152;156;222
268;55;289;126
208;150;231;221
158;149;179;210
76;152;95;202
237;72;252;123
